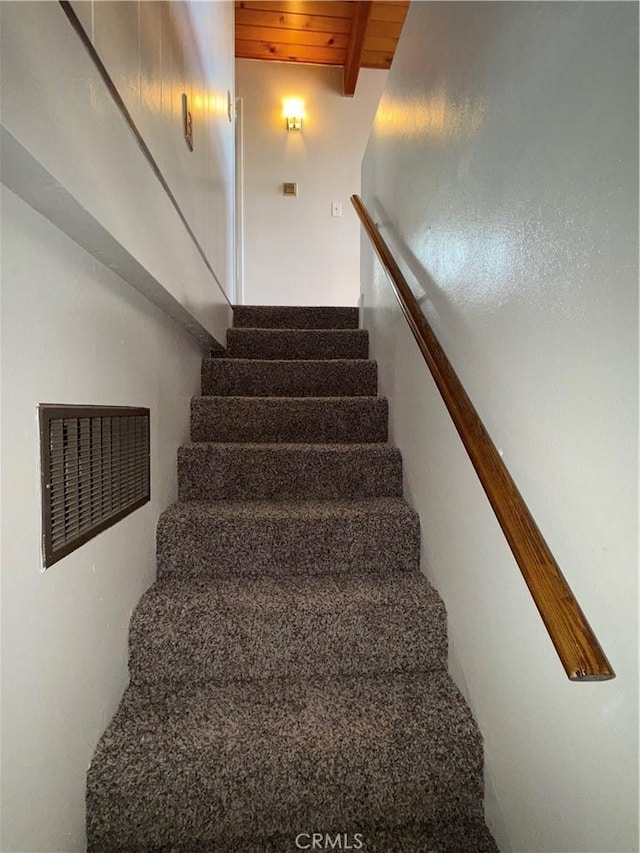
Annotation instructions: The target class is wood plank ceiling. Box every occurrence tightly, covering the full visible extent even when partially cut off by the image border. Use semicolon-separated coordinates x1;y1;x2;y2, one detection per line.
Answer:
235;1;410;95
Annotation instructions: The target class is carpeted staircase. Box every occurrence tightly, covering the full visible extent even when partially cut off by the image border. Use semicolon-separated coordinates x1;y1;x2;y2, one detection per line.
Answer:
86;306;498;852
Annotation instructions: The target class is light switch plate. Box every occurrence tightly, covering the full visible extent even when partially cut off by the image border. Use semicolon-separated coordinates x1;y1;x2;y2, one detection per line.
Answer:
283;182;298;196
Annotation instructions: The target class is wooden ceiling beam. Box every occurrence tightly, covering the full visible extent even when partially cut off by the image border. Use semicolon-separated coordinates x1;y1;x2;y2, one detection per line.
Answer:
343;0;372;97
235;7;353;36
236;39;344;65
368;2;409;24
237;1;353;20
236;24;350;51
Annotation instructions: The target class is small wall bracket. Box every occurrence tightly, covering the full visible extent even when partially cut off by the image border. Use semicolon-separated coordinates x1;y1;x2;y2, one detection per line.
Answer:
182;93;193;152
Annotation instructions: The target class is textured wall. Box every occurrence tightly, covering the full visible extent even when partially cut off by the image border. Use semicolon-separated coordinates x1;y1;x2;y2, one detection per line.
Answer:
361;3;638;852
1;187;202;851
0;1;235;848
78;0;236;299
237;60;387;306
1;1;234;334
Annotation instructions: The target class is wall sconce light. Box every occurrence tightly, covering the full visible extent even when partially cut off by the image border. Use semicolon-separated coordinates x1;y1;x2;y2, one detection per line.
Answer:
283;98;304;132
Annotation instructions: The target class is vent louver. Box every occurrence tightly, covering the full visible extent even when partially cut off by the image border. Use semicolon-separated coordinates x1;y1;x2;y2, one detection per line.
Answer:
39;406;150;567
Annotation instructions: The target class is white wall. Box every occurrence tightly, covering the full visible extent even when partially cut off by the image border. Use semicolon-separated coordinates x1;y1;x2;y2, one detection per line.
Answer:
0;2;236;849
237;60;386;306
1;0;234;340
361;4;638;852
1;187;203;852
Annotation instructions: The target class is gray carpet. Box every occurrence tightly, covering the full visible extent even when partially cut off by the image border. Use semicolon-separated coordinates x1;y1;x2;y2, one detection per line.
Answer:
190;396;389;443
156;497;420;577
201;358;377;397
177;443;404;501
233;305;359;329
85;816;498;853
87;305;498;852
226;328;369;360
87;674;485;851
129;573;448;687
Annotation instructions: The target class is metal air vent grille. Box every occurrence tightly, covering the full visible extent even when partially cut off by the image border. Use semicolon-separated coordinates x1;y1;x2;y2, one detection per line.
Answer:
39;405;150;567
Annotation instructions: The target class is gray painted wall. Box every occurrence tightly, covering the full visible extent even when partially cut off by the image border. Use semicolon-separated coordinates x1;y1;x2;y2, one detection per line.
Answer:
361;3;638;851
0;2;235;848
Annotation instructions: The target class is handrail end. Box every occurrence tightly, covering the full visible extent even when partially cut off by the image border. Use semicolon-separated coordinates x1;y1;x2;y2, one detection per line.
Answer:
569;669;616;682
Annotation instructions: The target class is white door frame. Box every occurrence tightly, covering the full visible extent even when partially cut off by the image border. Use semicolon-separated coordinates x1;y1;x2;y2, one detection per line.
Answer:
234;96;245;305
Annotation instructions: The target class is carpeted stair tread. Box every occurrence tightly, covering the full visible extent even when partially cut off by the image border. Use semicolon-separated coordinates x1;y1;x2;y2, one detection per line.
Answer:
95;816;498;852
156;496;420;576
201;358;377;397
157;496;420;576
86;672;484;852
160;495;417;522
226;328;368;360
233;305;359;329
87;303;497;853
256;817;499;853
178;443;404;501
129;572;446;687
190;396;388;443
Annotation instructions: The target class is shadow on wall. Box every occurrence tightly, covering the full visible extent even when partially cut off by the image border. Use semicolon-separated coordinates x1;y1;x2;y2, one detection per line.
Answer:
365;194;498;408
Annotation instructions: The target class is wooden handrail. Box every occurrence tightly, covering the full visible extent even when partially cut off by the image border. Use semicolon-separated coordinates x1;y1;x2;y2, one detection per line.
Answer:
352;194;614;681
